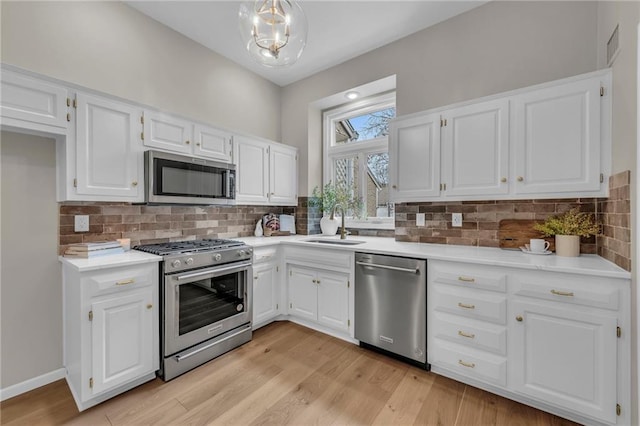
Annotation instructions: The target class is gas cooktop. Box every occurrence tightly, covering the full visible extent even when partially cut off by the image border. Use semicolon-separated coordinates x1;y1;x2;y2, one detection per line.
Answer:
134;238;245;256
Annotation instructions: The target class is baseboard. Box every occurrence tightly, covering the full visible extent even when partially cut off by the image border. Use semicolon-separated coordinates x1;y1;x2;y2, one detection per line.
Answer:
0;368;66;402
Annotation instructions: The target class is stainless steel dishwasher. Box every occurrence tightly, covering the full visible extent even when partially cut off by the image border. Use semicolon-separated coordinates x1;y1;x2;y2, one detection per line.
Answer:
355;252;428;369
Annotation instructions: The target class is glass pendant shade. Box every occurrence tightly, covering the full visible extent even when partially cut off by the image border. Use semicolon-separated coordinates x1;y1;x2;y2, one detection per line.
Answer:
238;0;307;67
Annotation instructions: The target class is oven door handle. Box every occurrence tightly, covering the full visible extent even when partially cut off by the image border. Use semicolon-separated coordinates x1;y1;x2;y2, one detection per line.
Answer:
175;261;252;281
174;324;252;362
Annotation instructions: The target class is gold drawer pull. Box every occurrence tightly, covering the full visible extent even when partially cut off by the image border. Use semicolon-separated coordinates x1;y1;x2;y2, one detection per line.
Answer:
516;315;523;322
458;276;475;283
458;330;475;339
116;279;135;286
550;289;574;297
457;302;475;309
146;304;153;310
458;359;475;368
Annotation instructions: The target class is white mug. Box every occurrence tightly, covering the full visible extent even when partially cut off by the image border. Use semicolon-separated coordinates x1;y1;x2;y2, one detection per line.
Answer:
530;238;550;253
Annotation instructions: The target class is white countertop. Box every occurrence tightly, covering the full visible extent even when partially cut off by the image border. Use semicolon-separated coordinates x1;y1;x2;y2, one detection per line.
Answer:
59;250;162;272
237;235;631;280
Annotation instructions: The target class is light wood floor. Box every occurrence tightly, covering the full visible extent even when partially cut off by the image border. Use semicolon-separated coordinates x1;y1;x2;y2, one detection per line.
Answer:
1;321;579;426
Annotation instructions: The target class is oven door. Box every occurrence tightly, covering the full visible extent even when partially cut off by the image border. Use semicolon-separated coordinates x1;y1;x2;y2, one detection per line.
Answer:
164;261;252;356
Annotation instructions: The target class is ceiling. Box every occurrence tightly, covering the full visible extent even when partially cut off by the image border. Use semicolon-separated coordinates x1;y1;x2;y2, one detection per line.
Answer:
125;1;486;87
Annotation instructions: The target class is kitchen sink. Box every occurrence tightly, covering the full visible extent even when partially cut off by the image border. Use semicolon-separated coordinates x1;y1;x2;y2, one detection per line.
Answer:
303;239;366;245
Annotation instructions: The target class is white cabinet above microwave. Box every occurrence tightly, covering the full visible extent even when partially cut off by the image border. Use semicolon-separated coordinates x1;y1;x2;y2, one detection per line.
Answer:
142;110;233;163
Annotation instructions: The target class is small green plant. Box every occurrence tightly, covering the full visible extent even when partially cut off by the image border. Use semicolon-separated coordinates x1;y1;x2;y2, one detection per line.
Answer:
308;181;363;219
533;208;600;237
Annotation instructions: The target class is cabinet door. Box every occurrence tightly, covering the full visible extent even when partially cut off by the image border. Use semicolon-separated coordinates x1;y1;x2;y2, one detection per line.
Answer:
193;125;232;163
287;266;317;321
0;70;68;131
233;136;269;204
510;300;617;424
90;287;154;395
389;113;441;201
142;111;192;154
442;99;509;197
317;271;349;332
75;93;141;198
269;144;298;205
513;77;601;194
253;262;279;325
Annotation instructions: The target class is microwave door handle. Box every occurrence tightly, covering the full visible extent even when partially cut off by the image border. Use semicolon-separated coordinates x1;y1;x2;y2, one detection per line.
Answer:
225;170;234;198
175;261;252;282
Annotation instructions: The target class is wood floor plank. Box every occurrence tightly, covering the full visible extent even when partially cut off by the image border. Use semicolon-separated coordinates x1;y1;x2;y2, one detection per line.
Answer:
0;322;581;426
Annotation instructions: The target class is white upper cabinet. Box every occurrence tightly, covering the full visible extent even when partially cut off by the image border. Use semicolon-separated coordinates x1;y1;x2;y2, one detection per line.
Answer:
389;112;441;201
441;99;510;197
142;111;232;162
390;69;611;202
269;143;298;205
234;135;298;206
513;77;602;194
75;93;142;199
193;124;232;163
142;111;192;154
0;69;69;133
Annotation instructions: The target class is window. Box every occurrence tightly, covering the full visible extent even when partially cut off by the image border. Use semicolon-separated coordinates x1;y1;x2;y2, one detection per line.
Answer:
323;92;396;229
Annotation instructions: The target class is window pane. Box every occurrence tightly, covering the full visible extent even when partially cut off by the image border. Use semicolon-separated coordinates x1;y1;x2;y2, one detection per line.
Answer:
334;155;359;216
335;107;396;144
366;152;392;218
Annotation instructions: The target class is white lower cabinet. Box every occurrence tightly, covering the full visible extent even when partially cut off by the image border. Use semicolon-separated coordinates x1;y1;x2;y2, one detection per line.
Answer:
428;260;631;426
252;247;281;328
62;260;160;411
284;246;354;338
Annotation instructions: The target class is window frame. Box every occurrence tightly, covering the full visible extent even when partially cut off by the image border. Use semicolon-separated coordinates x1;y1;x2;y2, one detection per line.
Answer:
322;91;396;229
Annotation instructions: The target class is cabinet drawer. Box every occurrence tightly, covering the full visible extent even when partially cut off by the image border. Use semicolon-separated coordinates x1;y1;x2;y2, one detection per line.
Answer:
430;261;506;292
431;340;507;387
512;272;621;310
253;247;278;264
431;312;506;356
284;246;353;270
83;265;155;297
432;285;506;324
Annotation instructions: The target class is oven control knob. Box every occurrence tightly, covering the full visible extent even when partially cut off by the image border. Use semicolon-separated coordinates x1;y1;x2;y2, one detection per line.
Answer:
171;260;181;268
238;250;246;257
213;253;222;262
185;257;194;266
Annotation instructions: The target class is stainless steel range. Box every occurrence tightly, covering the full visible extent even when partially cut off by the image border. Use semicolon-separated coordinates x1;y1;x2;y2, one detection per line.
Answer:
135;238;253;381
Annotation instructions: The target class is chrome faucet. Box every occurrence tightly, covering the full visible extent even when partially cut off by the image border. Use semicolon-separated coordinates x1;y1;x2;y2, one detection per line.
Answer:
335;204;347;239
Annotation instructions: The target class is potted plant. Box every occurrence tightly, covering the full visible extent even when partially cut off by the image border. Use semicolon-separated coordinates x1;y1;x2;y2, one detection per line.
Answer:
533;208;600;257
308;181;363;235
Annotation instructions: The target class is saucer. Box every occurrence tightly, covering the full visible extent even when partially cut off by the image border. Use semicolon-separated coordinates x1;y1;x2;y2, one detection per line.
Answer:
520;246;552;255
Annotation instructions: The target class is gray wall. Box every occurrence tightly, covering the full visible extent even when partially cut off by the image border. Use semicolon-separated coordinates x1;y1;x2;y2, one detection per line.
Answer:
1;132;62;388
596;3;640;424
0;1;282;142
281;1;599;195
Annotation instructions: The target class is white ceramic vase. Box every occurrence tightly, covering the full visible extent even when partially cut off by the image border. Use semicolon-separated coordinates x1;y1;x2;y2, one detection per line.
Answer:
555;235;580;257
320;216;339;235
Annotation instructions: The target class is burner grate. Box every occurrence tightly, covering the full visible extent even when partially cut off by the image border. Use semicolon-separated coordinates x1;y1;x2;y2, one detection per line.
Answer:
134;239;244;256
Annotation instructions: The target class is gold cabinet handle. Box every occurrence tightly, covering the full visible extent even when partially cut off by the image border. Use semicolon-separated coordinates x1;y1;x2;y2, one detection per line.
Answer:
116;279;135;286
185;140;190;145
392;185;397;189
501;177;507;183
457;302;475;309
458;276;475;283
132;181;138;187
254;276;258;280
516;315;523;322
196;142;201;146
517;176;524;182
551;289;574;297
146;304;153;310
458;359;475;368
312;279;317;283
458;330;475;339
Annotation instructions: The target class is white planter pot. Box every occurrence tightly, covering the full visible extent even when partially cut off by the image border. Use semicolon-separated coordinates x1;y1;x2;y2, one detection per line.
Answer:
320;216;339;235
555;235;580;257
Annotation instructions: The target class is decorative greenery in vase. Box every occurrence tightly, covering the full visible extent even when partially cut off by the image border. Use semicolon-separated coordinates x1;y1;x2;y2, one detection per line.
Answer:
532;208;600;237
308;181;363;219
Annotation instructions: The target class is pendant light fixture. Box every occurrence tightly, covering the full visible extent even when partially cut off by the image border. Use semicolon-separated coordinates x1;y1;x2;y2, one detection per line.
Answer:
238;0;308;68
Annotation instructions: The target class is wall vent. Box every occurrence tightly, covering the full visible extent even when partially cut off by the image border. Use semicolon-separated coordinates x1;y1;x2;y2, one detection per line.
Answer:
607;24;620;66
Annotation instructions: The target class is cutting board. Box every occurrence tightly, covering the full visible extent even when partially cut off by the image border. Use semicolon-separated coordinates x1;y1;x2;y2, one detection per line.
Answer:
498;219;555;251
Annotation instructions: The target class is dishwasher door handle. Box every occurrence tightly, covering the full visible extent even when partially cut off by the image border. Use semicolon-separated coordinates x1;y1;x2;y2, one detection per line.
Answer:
356;261;419;274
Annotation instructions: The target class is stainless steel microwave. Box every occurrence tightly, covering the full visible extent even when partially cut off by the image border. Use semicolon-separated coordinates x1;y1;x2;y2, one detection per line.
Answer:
144;150;236;205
